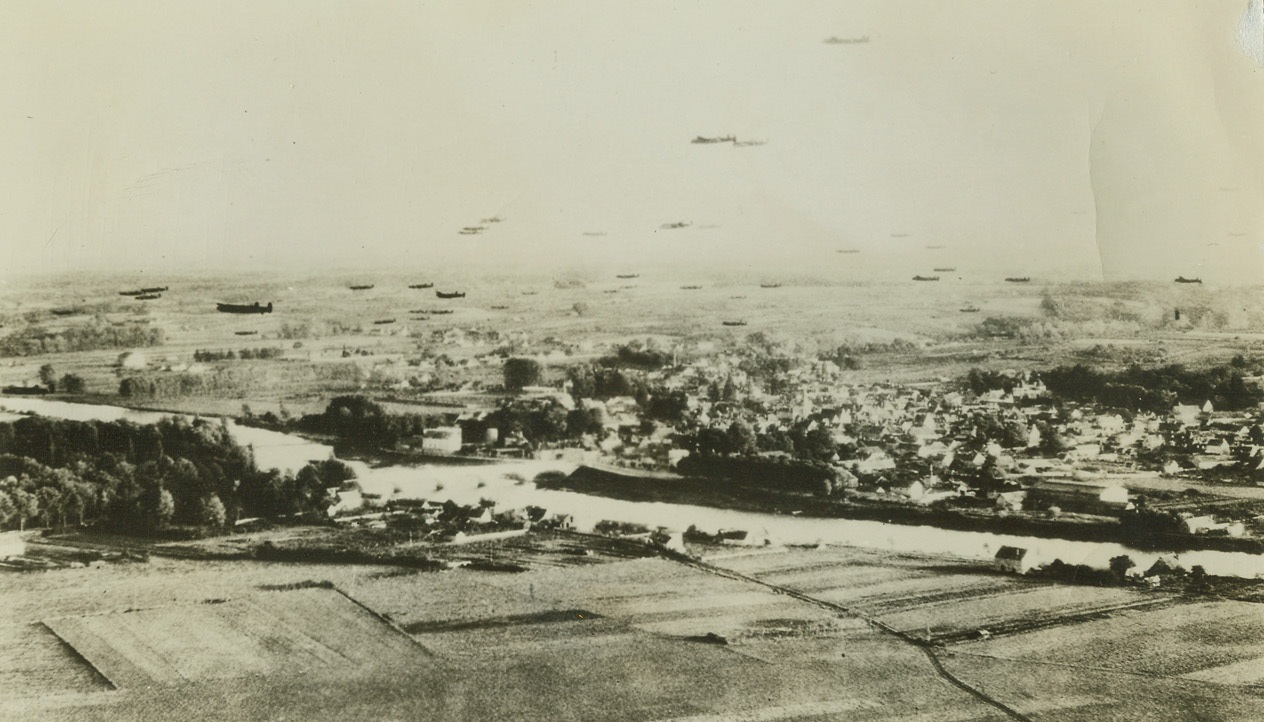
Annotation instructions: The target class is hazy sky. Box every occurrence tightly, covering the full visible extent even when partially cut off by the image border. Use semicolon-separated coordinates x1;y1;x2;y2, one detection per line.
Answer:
3;1;1264;281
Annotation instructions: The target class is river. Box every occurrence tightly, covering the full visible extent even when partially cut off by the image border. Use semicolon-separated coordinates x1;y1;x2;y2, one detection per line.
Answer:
4;396;1264;579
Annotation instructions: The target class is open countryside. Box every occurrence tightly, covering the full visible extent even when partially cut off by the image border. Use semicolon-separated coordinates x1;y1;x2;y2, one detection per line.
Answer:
8;1;1264;719
4;272;1264;721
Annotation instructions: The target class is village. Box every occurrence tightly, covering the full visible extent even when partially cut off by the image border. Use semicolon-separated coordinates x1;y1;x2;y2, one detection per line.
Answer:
284;331;1264;565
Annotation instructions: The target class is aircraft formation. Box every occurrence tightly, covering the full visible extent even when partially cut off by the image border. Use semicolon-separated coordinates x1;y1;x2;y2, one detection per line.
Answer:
459;215;504;236
691;135;766;147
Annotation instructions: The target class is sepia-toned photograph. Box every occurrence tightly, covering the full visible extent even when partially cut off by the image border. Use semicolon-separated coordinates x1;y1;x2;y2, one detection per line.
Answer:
3;2;1264;720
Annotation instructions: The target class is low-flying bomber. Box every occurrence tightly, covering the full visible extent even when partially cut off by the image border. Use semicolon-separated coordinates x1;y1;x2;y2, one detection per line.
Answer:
216;302;273;315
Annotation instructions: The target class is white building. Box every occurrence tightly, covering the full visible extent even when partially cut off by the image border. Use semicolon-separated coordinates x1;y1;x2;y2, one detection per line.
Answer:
994;546;1035;574
422;427;463;455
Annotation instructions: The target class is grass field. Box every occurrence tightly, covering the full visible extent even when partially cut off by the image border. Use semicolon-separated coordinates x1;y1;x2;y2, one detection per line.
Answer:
940;651;1264;722
6;539;1264;720
0;622;111;699
0;552;1011;721
42;588;431;687
709;546;1159;635
960;599;1264;684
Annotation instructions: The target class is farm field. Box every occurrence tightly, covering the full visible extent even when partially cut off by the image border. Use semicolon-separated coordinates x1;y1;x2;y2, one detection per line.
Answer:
940;652;1264;722
4;536;1264;719
436;557;844;639
959;599;1264;684
707;546;1161;641
7;270;1264;412
346;556;857;658
42;588;432;688
0;553;1010;722
703;545;1264;719
0;621;111;701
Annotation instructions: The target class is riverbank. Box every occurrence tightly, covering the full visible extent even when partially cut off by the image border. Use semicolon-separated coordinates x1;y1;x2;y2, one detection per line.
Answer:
3;391;325;422
22;395;1261;559
9;397;1264;579
552;466;1264;556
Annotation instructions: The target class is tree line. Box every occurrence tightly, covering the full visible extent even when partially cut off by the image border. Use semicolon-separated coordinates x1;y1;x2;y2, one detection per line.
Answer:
193;347;285;362
566;363;652;401
0;415;354;534
119;362;365;400
119;370;253;399
963;361;1263;412
676;454;844;497
0;321;165;357
1042;363;1262;412
295;395;437;448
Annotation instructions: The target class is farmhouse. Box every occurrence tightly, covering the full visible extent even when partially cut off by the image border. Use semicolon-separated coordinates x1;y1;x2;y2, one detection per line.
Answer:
1140;557;1183;587
994;546;1034;574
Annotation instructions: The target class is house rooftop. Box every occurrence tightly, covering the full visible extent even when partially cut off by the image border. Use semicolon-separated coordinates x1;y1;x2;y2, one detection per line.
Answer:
995;546;1028;560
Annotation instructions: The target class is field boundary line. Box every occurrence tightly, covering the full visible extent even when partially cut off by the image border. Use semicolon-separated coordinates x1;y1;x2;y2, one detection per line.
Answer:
927;596;1181;644
843;579;1054;618
331;587;437;657
671;554;1035;722
37;621;118;691
946;649;1264;690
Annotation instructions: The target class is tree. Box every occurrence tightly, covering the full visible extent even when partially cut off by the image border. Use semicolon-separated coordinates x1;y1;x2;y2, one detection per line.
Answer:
998;419;1029;449
314;458;357;487
966;368;1009;395
645;388;689;423
141;485;175;531
0;489;15;528
567;364;596;400
757;428;795;454
503;358;544;391
63;482;90;526
10;489;37;530
57;374;86;395
795;426;837;462
726;420;757;456
566;407;604;437
694;428;734;456
977;457;1008;492
199;494;227;529
38;364;57;390
1189;565;1212;594
37;486;62;528
1109;555;1135;582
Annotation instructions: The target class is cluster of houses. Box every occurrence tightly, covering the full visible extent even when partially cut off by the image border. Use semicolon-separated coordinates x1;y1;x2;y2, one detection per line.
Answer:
479;355;1262;535
323;482;573;543
325;330;1264;539
993;545;1205;589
